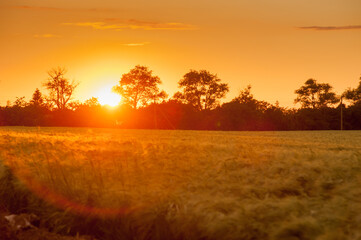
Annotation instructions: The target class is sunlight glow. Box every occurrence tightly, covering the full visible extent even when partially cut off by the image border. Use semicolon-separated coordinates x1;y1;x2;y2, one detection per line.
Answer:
95;84;121;107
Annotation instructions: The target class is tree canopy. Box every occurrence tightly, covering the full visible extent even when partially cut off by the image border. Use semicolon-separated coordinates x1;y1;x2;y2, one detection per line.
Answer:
3;65;361;130
294;79;338;109
343;76;361;103
29;88;44;107
113;65;166;109
173;70;229;111
43;67;78;110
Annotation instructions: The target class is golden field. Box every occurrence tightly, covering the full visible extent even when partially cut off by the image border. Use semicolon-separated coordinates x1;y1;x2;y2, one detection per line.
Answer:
1;127;361;240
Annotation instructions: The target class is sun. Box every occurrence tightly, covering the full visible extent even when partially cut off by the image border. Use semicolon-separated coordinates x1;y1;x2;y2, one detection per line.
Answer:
95;84;122;107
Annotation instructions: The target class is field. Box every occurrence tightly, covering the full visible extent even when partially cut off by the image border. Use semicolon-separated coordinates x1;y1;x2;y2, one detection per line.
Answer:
1;127;361;240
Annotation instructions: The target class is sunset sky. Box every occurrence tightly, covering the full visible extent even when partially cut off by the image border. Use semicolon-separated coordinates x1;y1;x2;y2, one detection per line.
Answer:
1;0;360;107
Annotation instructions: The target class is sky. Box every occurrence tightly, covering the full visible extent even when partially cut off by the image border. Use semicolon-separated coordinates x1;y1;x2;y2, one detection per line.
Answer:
0;0;360;107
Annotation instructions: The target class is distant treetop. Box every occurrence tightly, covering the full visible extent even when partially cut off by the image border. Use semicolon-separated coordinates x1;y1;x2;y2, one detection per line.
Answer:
343;76;361;103
113;65;167;109
294;78;339;109
43;67;79;110
173;70;229;111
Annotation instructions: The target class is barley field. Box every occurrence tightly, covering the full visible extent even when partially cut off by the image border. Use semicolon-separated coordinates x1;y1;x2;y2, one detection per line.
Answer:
1;127;361;240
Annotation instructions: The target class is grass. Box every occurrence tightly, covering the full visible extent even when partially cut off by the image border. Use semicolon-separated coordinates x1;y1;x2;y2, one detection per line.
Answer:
1;127;361;239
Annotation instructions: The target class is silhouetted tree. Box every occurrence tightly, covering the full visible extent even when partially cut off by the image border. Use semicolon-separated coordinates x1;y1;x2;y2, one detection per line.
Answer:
13;97;27;108
344;76;361;104
29;88;44;107
294;79;338;108
84;97;101;108
233;85;270;110
67;101;82;111
173;70;229;111
43;67;78;110
220;86;270;130
344;101;361;129
232;85;258;104
4;66;361;130
151;90;168;104
113;65;166;109
26;89;50;126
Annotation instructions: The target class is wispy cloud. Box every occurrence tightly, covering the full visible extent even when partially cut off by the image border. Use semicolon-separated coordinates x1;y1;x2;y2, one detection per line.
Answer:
62;22;120;30
122;42;150;47
34;34;60;38
5;5;112;12
10;5;64;11
298;25;361;31
62;20;197;31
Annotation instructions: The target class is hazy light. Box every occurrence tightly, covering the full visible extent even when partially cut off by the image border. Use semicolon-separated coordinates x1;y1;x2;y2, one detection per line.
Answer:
95;84;121;107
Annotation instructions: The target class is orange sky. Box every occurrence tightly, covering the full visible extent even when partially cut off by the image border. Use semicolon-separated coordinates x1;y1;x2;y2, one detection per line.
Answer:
1;0;360;107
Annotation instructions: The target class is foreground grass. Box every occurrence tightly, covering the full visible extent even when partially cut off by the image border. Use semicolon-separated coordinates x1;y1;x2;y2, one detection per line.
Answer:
1;127;361;239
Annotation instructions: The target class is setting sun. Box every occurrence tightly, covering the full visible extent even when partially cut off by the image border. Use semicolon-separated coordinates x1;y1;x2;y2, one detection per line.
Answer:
95;84;121;107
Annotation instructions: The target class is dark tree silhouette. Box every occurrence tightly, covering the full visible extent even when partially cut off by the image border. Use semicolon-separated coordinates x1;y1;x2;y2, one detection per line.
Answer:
294;79;338;108
219;85;271;130
232;85;260;105
27;89;50;126
344;76;361;103
13;97;27;108
2;66;361;131
67;101;82;111
173;70;229;111
29;88;44;107
43;67;78;110
113;65;166;109
83;97;101;108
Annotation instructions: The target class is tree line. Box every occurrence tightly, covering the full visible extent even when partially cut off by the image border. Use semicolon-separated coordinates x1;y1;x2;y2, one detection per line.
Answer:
1;65;361;130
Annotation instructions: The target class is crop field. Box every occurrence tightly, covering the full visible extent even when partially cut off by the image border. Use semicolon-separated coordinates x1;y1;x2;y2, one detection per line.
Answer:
1;127;361;240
